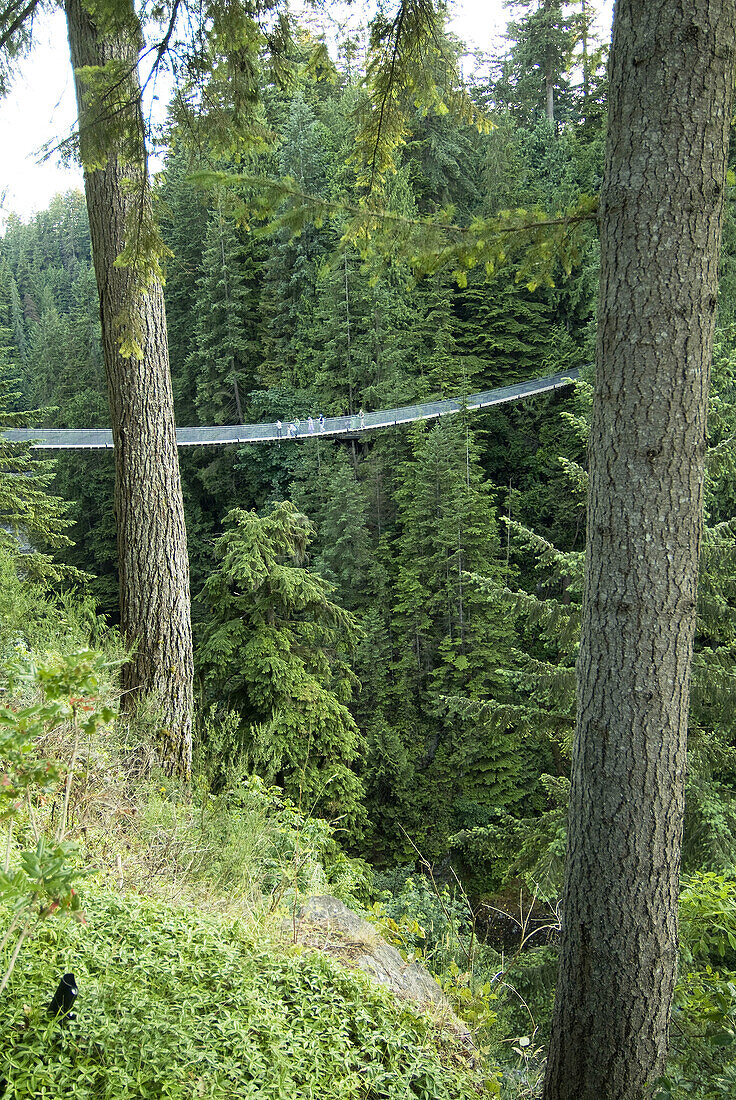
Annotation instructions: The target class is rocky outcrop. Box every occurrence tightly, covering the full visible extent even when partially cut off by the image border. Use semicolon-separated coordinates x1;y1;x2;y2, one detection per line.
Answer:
283;895;471;1042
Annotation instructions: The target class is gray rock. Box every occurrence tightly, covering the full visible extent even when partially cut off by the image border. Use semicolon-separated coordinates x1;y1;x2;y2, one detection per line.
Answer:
283;895;471;1042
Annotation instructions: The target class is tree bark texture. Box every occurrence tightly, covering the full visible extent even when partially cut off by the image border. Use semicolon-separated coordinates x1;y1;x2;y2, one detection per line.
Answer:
65;0;193;777
543;3;736;1098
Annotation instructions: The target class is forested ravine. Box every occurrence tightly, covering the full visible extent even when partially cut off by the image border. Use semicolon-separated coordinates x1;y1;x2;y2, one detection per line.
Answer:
3;2;736;1096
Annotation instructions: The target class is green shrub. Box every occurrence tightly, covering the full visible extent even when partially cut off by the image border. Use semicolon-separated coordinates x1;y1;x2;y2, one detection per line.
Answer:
373;868;473;972
135;774;374;912
0;549;108;667
1;889;486;1100
653;873;736;1098
0;649;117;993
680;872;736;969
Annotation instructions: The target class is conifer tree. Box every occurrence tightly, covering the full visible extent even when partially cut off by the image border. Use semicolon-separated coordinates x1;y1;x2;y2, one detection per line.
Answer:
186;203;263;425
410;276;478;399
0;333;74;563
159;150;214;424
65;0;194;776
311;451;373;613
0;258;27;379
360;417;518;855
198;501;364;823
454;268;558;388
393;418;507;703
258;94;333;392
499;0;580;124
543;0;736;1090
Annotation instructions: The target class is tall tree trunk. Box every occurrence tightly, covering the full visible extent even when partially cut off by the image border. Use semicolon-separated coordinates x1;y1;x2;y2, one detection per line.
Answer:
65;0;194;777
545;59;555;122
544;0;555;122
580;0;589;112
543;2;736;1096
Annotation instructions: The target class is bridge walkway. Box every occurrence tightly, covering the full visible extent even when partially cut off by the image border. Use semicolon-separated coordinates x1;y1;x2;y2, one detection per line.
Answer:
2;369;581;450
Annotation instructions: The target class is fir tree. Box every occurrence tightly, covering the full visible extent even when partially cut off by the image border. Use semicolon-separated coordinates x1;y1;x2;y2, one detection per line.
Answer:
0;257;27;382
186;202;264;425
0;334;74;565
312;451;373;612
198;501;365;824
498;0;580;125
159;150;215;424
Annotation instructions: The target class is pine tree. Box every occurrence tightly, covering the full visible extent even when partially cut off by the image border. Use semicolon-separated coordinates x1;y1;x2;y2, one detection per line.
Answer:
0;332;74;563
409;276;479;400
186;202;263;425
66;0;194;777
198;501;364;824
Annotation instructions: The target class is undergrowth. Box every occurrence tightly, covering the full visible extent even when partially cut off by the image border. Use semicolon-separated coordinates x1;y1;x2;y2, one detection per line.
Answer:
0;646;492;1098
1;889;485;1100
3;584;735;1099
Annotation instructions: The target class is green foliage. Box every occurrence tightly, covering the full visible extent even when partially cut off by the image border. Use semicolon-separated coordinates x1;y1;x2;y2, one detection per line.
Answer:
652;874;736;1098
498;1;579;123
186;200;264;425
1;649;115;812
353;0;492;195
367;869;506;1040
451;776;570;901
680;874;736;971
3;0;608;890
198;502;365;824
368;867;558;1070
0;648;118;993
0;548;101;666
372;868;473;969
194;166;597;293
0;367;74;564
139;767;373;911
0;889;484;1100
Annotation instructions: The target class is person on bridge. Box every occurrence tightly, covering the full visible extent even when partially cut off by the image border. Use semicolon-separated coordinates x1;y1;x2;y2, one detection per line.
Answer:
359;407;365;428
319;414;325;432
294;417;301;436
276;419;282;439
308;416;315;433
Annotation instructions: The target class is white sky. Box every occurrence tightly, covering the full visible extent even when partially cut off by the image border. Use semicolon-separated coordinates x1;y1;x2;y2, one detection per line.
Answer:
0;1;614;226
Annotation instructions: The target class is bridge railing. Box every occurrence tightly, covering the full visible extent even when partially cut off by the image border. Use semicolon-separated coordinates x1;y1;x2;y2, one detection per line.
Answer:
1;369;581;450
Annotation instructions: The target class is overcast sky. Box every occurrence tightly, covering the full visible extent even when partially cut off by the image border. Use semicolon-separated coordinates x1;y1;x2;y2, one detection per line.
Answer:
0;1;613;226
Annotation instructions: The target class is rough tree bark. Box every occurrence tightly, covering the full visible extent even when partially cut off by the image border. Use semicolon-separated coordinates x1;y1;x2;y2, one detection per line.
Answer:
543;2;736;1097
65;0;193;776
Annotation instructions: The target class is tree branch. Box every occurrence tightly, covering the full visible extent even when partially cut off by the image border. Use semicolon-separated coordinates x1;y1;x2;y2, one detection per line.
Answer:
0;0;41;53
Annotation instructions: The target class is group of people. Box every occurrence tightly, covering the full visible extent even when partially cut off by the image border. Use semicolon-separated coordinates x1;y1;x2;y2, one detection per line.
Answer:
274;408;366;440
275;414;325;439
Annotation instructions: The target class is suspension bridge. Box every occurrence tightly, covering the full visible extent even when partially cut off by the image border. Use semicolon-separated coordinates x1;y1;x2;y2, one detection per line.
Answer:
2;369;580;450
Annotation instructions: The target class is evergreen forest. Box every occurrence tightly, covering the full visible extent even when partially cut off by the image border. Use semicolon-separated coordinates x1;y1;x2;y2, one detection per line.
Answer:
2;1;736;1097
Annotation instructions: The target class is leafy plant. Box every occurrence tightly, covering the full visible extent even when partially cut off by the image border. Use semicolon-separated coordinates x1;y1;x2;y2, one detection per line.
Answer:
1;888;488;1100
136;770;373;914
0;648;117;993
652;874;736;1098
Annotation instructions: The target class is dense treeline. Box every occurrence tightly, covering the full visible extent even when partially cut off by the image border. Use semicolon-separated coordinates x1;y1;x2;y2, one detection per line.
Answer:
2;2;736;906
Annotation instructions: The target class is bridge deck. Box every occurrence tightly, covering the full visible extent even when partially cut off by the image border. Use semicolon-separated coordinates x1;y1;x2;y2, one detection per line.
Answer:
2;369;580;450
